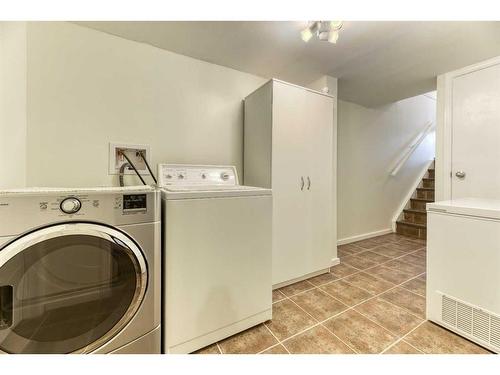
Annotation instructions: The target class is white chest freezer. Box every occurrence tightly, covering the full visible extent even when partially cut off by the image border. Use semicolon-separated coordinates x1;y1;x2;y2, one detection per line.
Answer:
427;198;500;353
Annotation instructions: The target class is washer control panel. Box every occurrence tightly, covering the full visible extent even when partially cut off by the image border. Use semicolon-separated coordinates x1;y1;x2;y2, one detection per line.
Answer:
123;194;147;212
60;197;82;214
0;188;159;236
158;164;239;186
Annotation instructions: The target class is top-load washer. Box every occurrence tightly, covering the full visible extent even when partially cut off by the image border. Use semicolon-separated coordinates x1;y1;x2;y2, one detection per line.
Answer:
0;186;161;354
159;164;272;354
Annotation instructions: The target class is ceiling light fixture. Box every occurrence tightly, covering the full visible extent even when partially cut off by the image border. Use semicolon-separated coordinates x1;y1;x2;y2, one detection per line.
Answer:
300;21;343;44
328;30;339;44
300;27;313;42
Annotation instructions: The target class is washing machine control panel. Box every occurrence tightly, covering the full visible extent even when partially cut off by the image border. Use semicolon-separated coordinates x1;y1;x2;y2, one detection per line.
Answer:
60;197;82;214
0;189;159;237
123;194;147;212
158;164;239;186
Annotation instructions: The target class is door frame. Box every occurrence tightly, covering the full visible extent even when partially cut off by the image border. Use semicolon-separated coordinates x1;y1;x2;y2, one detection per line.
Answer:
438;55;500;201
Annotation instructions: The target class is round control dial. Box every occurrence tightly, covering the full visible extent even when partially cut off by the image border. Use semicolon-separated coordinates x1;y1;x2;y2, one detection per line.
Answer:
60;197;82;214
220;172;230;181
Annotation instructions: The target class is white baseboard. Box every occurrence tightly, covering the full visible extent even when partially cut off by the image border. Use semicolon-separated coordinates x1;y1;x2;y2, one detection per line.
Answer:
331;257;340;266
273;268;330;289
337;228;393;245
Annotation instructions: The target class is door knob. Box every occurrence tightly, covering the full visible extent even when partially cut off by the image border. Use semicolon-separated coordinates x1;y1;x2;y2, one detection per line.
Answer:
455;171;466;179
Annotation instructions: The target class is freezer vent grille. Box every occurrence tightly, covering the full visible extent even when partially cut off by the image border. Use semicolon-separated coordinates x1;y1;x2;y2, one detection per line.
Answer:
442;295;457;326
457;303;473;334
491;316;500;349
473;309;490;343
441;294;500;351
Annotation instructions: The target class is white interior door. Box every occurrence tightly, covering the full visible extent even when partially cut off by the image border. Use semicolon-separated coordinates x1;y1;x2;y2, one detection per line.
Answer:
303;91;334;273
451;62;500;199
271;82;308;285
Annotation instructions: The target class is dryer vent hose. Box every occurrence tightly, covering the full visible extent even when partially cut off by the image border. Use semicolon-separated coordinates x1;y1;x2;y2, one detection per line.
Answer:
118;151;147;186
119;162;131;187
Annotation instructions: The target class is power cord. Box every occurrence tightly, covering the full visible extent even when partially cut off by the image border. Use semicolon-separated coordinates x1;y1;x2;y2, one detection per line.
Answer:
137;150;157;185
118;151;147;185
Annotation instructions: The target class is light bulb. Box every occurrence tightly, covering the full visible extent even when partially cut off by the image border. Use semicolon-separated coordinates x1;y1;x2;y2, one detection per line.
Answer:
328;30;339;44
319;31;330;41
330;21;343;30
301;27;313;42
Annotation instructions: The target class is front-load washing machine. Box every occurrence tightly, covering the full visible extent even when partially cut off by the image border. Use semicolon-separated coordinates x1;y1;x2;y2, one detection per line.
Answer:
158;164;272;354
0;186;161;354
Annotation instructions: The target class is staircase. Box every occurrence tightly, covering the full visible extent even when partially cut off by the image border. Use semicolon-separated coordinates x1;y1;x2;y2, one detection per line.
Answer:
396;161;435;239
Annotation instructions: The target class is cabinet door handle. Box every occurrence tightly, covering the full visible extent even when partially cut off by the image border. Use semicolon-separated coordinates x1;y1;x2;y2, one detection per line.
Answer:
300;176;305;191
307;177;311;190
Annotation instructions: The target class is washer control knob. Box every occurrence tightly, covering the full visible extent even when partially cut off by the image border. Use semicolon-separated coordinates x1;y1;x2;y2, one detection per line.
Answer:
220;172;230;181
60;197;82;214
178;173;185;179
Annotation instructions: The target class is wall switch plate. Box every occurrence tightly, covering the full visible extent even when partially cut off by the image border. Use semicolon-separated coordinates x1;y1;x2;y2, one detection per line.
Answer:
109;142;151;175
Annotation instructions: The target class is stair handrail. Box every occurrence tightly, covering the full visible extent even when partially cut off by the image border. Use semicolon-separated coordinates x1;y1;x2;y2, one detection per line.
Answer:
390;121;435;177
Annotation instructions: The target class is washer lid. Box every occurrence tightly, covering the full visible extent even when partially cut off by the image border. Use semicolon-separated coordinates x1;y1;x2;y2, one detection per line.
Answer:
427;198;500;220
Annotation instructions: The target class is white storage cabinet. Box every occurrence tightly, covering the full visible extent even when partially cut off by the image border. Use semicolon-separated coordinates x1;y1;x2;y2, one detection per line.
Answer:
244;79;335;287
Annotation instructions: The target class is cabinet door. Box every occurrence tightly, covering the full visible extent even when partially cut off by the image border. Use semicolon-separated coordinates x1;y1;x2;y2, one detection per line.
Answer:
304;92;334;274
271;82;309;285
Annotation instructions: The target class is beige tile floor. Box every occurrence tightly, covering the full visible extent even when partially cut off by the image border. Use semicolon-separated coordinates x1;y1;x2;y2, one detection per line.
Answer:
195;233;492;354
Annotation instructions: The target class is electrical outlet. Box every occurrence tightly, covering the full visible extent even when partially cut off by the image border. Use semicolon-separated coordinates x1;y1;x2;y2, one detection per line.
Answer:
109;143;151;175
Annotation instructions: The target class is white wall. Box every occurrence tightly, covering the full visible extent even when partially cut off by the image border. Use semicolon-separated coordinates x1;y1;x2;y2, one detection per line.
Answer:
25;22;266;187
0;22;27;188
337;94;436;242
435;75;446;201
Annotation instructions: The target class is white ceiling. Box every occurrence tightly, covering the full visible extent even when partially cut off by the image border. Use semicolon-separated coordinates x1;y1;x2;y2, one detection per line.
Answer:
76;21;500;107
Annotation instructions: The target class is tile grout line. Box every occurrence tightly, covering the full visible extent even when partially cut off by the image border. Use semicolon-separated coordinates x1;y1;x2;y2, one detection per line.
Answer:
352;305;419;340
214;235;424;355
344;272;427;317
279;285;317;299
349;247;425;271
335;271;425;309
319;322;360;354
338;246;426;284
259;235;427;354
269;269;427;354
215;342;223;354
280;247;426;308
263;343;290;354
284;293;359;354
394;337;425;354
398;285;425;298
365;291;425;320
319;272;428;339
277;244;427;321
379;319;427;354
269;290;355;352
339;245;425;277
262;322;291;354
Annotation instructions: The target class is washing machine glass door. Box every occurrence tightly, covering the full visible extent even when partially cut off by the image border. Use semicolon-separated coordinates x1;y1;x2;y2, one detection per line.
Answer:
0;222;147;354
